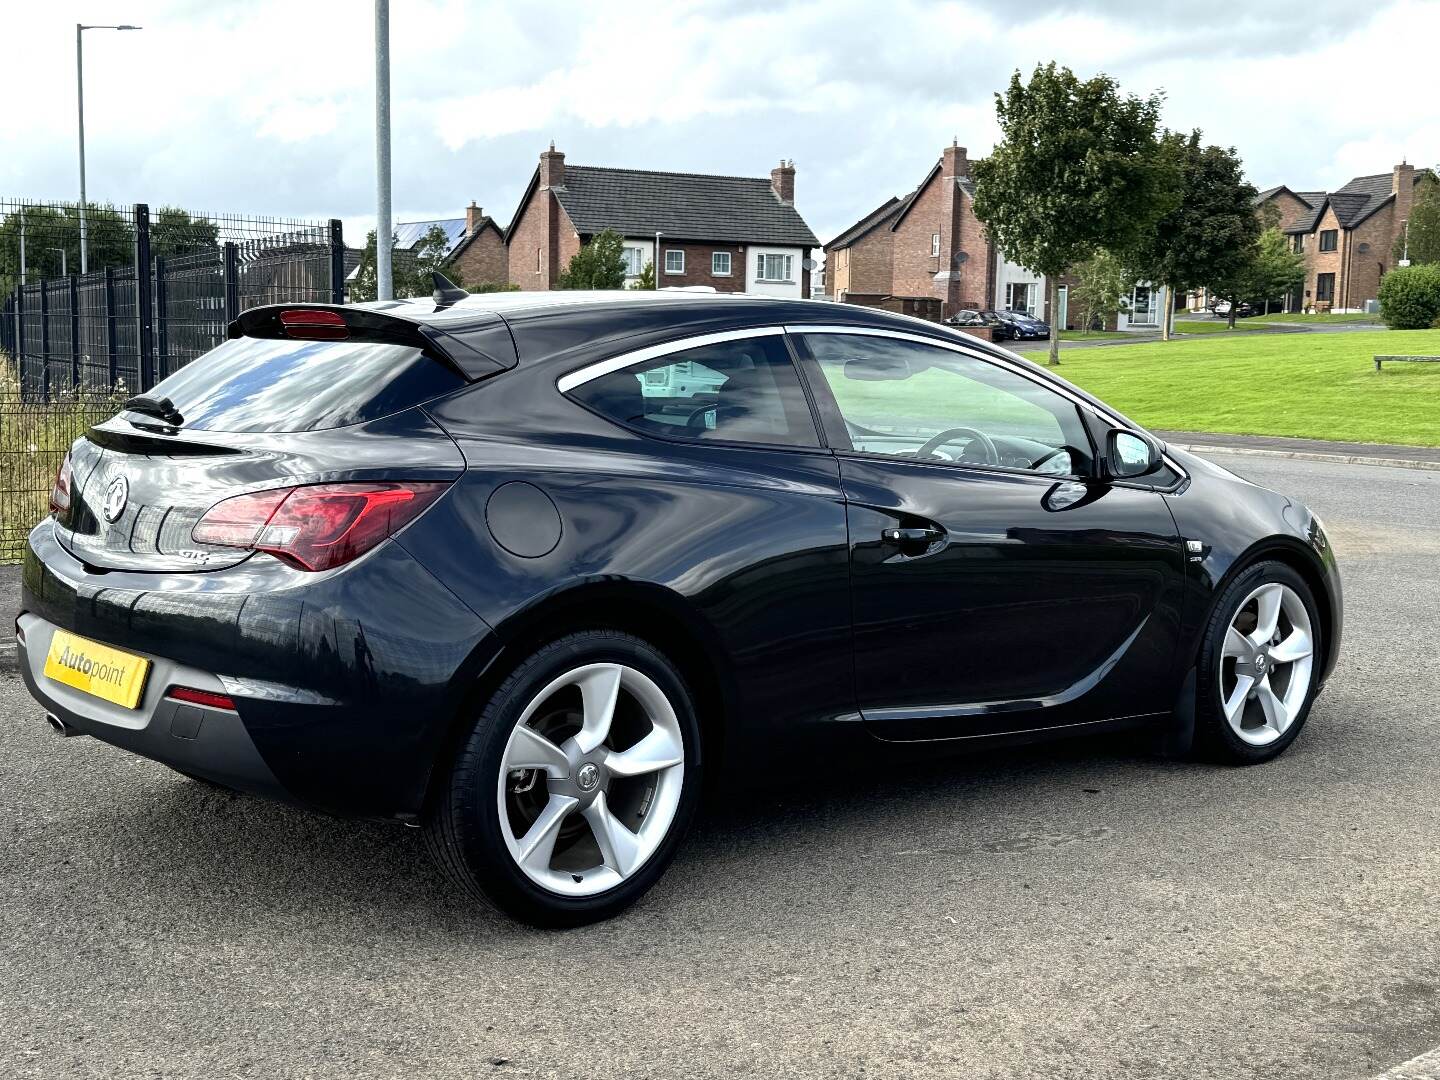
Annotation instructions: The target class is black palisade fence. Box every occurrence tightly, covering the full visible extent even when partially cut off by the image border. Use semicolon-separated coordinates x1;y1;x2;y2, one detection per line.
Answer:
0;197;346;562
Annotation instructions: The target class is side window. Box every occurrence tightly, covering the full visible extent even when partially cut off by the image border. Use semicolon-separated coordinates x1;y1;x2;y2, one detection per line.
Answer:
800;333;1092;476
566;335;820;448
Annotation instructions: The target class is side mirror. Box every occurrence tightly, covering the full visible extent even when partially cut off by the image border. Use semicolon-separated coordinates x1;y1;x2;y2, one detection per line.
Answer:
1105;429;1164;480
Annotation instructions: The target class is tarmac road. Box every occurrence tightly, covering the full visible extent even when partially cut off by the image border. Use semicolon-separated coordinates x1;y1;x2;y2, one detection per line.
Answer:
2;451;1438;1080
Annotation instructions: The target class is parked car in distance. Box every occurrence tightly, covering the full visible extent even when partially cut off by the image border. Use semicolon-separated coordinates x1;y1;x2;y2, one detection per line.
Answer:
1211;299;1257;318
945;308;1014;340
999;309;1052;340
18;285;1342;927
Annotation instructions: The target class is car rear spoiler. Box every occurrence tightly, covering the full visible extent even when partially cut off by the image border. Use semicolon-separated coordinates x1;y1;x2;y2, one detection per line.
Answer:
228;303;518;381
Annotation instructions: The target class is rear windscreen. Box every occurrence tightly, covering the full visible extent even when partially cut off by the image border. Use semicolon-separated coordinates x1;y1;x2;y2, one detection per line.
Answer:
135;337;466;433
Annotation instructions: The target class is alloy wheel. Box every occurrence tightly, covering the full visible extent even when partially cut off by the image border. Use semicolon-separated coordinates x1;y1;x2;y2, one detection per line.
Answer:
496;663;685;897
1218;581;1315;747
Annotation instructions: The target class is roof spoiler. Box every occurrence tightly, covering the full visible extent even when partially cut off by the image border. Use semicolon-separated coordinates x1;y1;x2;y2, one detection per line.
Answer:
227;303;517;380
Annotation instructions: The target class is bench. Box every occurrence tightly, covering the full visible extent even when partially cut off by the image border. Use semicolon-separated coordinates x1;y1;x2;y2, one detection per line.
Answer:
1374;354;1440;371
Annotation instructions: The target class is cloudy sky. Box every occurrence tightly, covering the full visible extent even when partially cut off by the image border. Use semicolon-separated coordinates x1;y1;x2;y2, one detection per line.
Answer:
2;0;1437;250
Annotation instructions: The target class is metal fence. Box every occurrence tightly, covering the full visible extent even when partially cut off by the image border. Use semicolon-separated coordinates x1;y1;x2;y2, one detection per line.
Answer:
0;197;345;561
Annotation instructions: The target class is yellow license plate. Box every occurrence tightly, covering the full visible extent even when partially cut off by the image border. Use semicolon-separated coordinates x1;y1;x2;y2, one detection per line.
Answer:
44;629;151;710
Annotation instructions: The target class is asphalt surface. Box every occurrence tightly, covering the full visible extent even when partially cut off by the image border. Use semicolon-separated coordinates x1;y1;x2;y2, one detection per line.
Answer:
3;452;1439;1080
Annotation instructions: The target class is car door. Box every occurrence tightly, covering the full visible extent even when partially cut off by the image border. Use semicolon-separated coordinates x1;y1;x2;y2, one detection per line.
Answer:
790;327;1187;742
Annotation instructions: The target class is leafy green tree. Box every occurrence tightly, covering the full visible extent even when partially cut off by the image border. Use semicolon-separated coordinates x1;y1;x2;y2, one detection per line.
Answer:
972;62;1174;365
150;206;219;260
1394;170;1440;266
628;259;656;291
1207;225;1306;327
1378;263;1440;328
0;203;136;292
351;225;465;302
1070;250;1134;333
1131;131;1258;339
1248;226;1305;315
557;228;627;290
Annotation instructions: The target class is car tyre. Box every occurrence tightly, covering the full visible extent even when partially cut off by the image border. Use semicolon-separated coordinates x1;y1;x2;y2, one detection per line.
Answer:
1193;560;1322;765
424;630;702;927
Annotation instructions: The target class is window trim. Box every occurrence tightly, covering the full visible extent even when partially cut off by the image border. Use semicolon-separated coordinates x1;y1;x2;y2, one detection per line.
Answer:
930;233;941;257
755;252;794;283
664;249;685;274
711;251;732;276
1318;229;1338;253
783;325;1189;488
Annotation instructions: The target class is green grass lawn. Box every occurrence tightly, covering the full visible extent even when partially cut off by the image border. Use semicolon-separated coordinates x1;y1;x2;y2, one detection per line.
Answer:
1171;319;1268;334
1020;329;1440;446
1249;311;1384;325
1058;329;1130;341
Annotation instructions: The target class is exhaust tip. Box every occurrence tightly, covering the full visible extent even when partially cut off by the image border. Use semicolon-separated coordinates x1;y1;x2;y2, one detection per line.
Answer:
46;713;82;737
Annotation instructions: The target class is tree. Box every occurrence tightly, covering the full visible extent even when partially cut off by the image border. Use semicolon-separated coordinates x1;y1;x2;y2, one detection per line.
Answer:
0;203;135;292
1205;225;1306;328
972;62;1174;365
628;259;656;291
151;207;219;260
1131;131;1258;339
1248;226;1305;315
351;224;465;302
1069;250;1134;333
1394;170;1440;266
1378;263;1440;329
558;228;628;290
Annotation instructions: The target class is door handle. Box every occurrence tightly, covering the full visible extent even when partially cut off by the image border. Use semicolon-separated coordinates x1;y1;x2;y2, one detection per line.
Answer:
881;526;944;545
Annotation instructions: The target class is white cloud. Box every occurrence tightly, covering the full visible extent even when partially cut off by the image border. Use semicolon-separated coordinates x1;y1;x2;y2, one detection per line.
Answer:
0;0;1435;248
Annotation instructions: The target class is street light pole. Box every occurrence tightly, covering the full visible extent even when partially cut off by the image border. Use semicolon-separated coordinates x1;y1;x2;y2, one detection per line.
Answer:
76;23;141;275
374;0;393;301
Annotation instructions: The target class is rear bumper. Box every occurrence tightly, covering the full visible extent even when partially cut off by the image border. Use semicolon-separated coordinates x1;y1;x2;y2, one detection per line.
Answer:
18;613;291;803
19;517;499;819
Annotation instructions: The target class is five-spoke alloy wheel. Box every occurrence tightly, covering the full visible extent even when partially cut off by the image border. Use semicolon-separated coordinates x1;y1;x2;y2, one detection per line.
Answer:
1196;561;1323;763
425;631;700;927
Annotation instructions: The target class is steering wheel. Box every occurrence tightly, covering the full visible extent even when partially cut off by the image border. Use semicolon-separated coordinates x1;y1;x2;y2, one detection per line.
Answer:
916;426;999;465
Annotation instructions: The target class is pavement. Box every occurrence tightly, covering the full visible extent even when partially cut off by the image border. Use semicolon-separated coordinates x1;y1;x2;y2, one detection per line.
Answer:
3;452;1440;1080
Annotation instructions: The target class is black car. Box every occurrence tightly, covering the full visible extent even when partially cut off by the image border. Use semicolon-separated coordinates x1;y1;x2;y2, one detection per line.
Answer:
18;286;1342;926
945;308;1015;340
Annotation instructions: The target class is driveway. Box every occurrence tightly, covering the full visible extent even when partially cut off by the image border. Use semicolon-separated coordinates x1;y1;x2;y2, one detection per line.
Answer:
2;452;1438;1080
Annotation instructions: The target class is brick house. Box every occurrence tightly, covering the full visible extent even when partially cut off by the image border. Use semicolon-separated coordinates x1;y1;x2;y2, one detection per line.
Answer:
505;144;819;297
1252;163;1428;313
825;142;997;318
447;202;507;288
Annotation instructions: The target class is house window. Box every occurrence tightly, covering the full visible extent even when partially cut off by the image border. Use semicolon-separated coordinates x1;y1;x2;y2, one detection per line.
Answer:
1005;282;1033;315
1292;234;1305;253
711;251;732;276
1319;230;1338;252
930;233;941;257
664;249;685;274
535;247;542;273
1315;272;1335;302
756;253;794;282
622;246;644;277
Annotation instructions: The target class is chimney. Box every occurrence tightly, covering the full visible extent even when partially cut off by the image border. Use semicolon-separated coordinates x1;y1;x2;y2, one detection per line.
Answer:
771;159;795;204
942;138;969;180
1393;161;1417;249
465;201;484;237
540;142;566;190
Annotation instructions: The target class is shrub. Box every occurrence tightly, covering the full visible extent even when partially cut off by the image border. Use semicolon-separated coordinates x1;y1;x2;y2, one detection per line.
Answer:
1378;263;1440;329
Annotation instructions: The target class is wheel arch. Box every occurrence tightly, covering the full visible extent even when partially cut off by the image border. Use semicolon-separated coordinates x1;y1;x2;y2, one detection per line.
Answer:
421;579;735;813
1195;535;1337;678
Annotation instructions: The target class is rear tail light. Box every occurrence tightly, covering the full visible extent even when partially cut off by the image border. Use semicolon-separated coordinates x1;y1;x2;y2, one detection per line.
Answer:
166;686;236;711
192;481;448;572
279;309;348;340
49;455;73;515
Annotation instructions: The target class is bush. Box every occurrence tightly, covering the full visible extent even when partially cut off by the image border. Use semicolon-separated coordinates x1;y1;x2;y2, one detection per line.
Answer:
1378;263;1440;329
